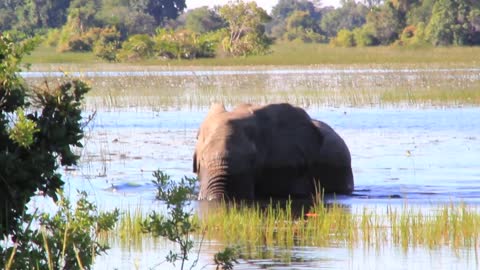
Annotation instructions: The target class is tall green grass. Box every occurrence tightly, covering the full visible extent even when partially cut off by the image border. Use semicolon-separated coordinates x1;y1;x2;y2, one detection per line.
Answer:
25;43;480;69
112;201;480;261
198;201;480;255
25;68;479;109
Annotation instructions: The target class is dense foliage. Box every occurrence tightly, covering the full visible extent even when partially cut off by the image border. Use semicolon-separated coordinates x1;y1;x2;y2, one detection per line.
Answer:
2;192;119;270
0;33;88;237
1;33;119;269
1;0;479;61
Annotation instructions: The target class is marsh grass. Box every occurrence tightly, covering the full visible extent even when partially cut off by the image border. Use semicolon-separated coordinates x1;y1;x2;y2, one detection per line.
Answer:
195;201;480;260
109;200;480;264
26;43;480;68
104;207;146;250
25;67;480;109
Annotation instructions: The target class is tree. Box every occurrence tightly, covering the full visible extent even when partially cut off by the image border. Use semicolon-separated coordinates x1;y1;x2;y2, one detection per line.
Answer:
27;0;71;28
0;34;89;238
283;10;324;43
320;0;369;38
331;28;355;46
117;34;155;61
268;0;320;39
67;0;101;32
132;0;186;25
0;8;17;31
406;0;435;26
425;0;476;46
219;0;272;57
183;6;225;34
365;1;403;44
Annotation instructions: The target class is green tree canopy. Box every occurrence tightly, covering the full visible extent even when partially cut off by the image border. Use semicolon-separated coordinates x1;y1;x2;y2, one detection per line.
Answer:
219;0;272;56
425;0;479;46
183;6;225;34
320;0;368;38
365;1;403;45
268;0;320;39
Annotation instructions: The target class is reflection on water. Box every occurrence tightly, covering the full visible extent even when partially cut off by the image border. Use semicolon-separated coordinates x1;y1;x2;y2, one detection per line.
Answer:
58;107;480;269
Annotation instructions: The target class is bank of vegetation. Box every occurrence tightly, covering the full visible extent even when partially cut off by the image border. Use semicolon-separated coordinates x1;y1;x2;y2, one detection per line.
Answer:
1;0;480;63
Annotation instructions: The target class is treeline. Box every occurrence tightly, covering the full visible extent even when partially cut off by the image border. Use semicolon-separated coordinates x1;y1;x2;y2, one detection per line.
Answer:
268;0;480;47
1;0;479;61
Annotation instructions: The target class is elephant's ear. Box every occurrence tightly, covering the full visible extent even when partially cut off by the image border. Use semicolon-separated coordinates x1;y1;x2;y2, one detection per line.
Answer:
193;151;198;173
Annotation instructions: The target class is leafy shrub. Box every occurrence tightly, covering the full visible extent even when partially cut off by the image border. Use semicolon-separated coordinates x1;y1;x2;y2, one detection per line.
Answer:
197;30;224;58
143;170;239;270
0;34;89;239
66;34;93;51
117;34;155;61
2;191;119;270
331;29;355;47
284;27;325;43
57;27;120;53
153;28;219;59
353;26;378;46
143;171;199;269
93;40;120;62
154;28;197;59
92;27;121;61
395;23;429;47
43;28;61;47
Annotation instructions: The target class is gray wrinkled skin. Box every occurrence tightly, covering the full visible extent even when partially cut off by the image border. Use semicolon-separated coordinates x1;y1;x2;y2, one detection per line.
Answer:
193;103;354;200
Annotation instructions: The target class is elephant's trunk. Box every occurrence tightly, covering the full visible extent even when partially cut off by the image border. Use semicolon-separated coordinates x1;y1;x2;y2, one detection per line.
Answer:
198;162;229;200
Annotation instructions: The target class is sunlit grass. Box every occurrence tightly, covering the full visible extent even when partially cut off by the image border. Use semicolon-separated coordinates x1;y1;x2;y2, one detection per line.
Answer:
110;201;480;262
198;201;480;256
25;43;480;70
101;207;146;250
24;67;480;109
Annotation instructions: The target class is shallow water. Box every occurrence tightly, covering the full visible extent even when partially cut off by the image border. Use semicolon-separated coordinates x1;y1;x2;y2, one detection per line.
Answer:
68;107;480;206
23;66;480;269
55;106;480;269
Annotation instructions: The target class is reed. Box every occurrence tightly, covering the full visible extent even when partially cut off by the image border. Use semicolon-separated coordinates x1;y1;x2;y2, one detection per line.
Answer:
24;66;480;110
104;207;146;250
196;201;480;259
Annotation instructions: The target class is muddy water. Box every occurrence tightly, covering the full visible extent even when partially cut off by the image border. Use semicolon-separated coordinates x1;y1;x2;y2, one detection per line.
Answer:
59;107;480;269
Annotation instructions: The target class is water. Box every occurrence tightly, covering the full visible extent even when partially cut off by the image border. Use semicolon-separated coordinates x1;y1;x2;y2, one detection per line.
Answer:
23;67;480;269
60;106;480;269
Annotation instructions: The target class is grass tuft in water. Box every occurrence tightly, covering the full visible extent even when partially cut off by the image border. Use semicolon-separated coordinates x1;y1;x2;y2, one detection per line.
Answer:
197;200;480;257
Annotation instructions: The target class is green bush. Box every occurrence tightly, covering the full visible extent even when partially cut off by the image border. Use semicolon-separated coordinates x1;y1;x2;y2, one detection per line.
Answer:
395;23;429;47
284;28;325;43
144;170;239;270
43;28;61;47
0;33;89;239
2;192;119;270
153;28;219;60
92;27;122;61
117;34;155;61
353;26;378;47
57;27;121;53
331;29;355;47
93;40;120;62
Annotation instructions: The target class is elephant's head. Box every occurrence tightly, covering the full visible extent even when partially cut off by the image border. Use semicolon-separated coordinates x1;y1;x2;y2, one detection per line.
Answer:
194;103;258;200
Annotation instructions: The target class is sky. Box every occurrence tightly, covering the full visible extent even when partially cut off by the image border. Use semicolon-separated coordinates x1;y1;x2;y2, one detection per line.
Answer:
186;0;341;13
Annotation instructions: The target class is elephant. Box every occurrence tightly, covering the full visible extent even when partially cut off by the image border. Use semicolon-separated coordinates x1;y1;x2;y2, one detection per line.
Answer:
193;102;354;201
